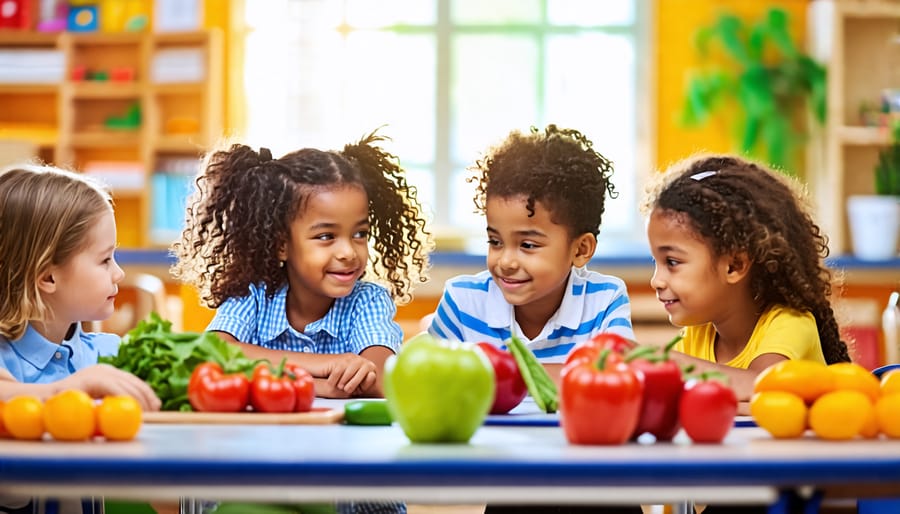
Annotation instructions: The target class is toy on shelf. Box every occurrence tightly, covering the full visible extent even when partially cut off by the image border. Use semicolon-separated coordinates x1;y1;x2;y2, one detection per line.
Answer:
99;0;149;32
67;4;98;32
36;0;66;31
104;102;141;130
110;66;135;82
0;0;36;30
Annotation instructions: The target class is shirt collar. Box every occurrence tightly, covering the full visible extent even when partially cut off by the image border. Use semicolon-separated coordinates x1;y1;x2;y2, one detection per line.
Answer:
482;267;583;330
14;323;71;370
258;283;359;342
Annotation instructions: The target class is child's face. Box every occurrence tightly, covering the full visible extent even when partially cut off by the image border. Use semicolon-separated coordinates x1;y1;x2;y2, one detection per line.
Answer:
646;208;732;327
280;185;370;302
485;195;582;313
46;209;124;324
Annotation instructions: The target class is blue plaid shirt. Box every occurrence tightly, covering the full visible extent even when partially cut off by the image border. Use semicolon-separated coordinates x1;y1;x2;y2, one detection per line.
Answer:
207;281;402;355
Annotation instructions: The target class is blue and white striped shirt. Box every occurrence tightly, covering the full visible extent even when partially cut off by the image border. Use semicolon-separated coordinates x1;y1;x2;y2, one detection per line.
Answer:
208;281;403;355
428;267;634;363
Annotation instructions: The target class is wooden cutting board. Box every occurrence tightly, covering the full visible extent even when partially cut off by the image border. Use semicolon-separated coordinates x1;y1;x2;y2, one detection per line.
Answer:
143;407;344;425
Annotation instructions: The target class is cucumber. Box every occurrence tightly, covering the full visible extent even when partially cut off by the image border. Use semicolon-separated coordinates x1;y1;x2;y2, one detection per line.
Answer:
343;400;393;426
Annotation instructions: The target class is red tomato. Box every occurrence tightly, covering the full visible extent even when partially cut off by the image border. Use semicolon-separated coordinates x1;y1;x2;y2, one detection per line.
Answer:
476;342;528;414
679;377;738;443
250;362;316;413
250;364;297;413
188;362;250;413
626;347;684;441
560;350;644;445
564;333;634;371
284;363;315;412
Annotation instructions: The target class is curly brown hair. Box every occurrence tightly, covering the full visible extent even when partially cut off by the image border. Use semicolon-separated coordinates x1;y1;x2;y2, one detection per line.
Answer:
469;124;617;238
171;130;431;308
641;154;850;364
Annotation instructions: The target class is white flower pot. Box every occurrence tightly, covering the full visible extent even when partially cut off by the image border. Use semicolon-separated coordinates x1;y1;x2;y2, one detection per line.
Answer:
846;195;900;261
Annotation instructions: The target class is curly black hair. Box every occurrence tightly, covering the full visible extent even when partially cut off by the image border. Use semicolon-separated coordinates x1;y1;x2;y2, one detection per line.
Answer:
641;154;851;365
171;130;431;308
469;124;617;238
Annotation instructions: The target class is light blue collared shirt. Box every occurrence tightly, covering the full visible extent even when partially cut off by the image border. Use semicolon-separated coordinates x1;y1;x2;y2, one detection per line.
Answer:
0;323;120;383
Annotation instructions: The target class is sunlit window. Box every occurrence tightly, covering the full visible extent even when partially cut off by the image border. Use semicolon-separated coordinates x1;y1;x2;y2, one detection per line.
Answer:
243;0;651;255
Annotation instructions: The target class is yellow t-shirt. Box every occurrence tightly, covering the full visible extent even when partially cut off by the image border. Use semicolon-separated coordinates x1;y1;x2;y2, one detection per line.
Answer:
675;305;826;368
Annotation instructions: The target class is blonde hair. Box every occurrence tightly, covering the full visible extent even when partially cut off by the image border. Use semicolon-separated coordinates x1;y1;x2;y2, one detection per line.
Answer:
0;164;113;340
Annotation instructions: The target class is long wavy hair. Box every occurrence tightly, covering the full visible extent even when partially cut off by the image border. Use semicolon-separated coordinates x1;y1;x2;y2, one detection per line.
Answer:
641;154;850;364
171;130;431;307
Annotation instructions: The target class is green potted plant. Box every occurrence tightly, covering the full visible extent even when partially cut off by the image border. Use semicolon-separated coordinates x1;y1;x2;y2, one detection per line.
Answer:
876;121;900;196
681;8;826;175
847;120;900;260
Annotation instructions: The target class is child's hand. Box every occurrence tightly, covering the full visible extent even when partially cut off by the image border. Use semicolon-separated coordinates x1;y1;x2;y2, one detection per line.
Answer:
317;353;377;398
58;364;162;411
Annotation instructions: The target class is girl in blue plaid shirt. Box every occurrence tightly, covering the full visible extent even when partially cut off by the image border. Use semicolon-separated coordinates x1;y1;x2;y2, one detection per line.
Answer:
172;130;431;399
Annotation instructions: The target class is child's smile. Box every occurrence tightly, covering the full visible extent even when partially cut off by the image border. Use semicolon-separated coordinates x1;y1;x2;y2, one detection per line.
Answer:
485;195;578;315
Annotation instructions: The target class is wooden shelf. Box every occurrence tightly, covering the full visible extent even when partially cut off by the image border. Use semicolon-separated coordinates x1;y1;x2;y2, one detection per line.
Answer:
0;32;57;46
838;1;900;18
154;135;204;153
837;126;892;146
0;30;221;247
808;0;900;256
0;84;57;94
70;132;141;147
152;83;204;95
67;82;143;99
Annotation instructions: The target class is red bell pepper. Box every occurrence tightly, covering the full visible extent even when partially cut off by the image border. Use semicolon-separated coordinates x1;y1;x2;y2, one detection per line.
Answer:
560;348;644;445
625;336;685;441
187;362;250;413
563;332;635;373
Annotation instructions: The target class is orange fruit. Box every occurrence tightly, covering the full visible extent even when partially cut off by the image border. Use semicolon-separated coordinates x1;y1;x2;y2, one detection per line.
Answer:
753;360;834;403
859;403;881;439
96;396;142;441
0;401;8;438
875;392;900;438
809;390;872;440
749;391;807;439
827;362;880;402
2;396;45;440
881;370;900;396
44;390;96;442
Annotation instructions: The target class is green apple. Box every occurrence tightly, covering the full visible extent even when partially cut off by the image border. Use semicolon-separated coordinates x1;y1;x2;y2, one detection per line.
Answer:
384;333;495;443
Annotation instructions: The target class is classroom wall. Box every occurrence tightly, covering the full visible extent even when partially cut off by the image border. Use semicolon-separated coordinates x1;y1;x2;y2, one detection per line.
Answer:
654;0;810;170
177;0;815;333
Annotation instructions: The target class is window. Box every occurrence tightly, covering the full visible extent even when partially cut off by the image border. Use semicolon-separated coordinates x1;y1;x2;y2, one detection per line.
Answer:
243;0;652;254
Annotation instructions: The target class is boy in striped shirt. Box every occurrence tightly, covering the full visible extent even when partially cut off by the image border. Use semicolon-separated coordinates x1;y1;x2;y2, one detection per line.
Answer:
428;125;634;384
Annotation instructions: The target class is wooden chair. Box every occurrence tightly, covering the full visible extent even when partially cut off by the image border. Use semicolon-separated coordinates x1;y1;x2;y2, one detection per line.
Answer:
92;273;170;335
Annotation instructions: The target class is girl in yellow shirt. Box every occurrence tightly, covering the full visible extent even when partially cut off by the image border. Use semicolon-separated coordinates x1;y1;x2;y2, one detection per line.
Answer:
642;154;851;402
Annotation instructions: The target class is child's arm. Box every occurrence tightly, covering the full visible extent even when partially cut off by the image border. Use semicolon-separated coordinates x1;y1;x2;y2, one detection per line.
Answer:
212;331;377;398
669;350;787;401
0;366;161;410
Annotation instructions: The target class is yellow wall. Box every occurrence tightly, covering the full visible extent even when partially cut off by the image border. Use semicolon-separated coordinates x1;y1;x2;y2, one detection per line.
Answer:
654;0;809;171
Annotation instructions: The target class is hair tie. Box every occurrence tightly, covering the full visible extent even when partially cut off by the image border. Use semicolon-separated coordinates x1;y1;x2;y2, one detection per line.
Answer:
259;147;273;162
690;170;718;181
